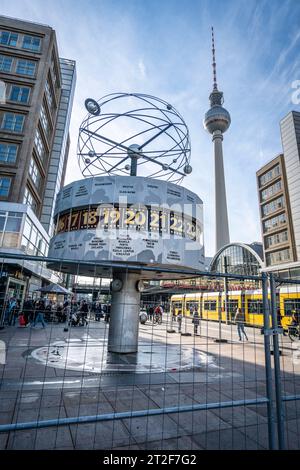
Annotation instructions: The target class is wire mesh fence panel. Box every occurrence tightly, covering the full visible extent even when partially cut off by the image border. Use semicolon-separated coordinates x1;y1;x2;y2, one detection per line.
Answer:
0;253;299;449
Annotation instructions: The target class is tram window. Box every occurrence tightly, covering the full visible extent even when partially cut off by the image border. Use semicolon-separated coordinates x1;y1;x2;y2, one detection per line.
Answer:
172;302;184;309
284;299;300;316
204;301;217;311
223;299;238;313
247;300;264;314
186;301;199;311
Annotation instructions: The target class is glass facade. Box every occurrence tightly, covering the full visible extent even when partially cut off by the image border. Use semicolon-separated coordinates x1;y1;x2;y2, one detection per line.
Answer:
211;244;263;276
21;215;48;256
0;209;48;255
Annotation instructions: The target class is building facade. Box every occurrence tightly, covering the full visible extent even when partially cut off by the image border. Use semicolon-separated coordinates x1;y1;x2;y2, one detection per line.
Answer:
257;154;296;269
0;16;75;315
40;58;76;235
257;111;300;279
210;242;264;277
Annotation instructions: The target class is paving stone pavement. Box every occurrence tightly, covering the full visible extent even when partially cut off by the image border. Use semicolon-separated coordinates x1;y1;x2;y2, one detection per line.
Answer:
0;319;299;450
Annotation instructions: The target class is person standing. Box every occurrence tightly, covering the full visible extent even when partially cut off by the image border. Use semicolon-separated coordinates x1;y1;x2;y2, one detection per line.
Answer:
192;311;200;335
148;305;154;321
234;307;248;341
23;297;34;326
177;310;183;333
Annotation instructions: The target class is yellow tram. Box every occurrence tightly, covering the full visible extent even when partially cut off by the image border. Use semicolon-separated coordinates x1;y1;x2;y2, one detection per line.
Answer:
170;287;300;330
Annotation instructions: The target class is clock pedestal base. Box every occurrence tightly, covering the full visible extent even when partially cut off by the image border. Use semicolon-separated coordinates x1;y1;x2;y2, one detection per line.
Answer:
108;272;141;353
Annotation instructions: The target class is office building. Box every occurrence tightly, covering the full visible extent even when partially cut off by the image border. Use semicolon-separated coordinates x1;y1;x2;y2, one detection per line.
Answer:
0;16;76;307
257;111;300;278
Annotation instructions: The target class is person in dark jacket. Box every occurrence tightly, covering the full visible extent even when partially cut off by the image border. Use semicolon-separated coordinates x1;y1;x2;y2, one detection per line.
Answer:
32;299;46;328
234;308;248;341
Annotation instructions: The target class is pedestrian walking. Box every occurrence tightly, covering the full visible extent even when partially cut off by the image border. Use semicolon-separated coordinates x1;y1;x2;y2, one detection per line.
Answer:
32;299;46;328
234;307;248;341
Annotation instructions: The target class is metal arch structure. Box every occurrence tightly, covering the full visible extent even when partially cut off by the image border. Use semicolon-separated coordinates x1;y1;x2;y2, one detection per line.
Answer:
77;92;192;184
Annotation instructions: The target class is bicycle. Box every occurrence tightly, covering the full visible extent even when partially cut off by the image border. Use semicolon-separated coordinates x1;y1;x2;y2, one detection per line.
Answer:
288;324;300;342
153;314;162;325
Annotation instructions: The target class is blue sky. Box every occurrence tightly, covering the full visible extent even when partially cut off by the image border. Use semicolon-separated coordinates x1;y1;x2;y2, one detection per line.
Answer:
2;0;300;255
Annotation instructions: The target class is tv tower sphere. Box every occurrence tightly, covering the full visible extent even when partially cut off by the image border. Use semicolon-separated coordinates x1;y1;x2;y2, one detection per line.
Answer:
203;104;231;134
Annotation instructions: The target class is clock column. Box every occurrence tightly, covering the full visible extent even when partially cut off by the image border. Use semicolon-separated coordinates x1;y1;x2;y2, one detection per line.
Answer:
108;272;141;353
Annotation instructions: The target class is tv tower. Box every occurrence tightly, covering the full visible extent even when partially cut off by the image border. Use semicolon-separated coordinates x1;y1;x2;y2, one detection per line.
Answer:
203;27;231;252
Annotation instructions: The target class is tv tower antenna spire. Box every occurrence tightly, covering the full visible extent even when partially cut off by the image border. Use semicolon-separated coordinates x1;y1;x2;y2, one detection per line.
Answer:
211;26;218;91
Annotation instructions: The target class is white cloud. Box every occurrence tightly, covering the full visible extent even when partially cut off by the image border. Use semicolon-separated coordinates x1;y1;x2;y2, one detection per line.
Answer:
138;59;146;78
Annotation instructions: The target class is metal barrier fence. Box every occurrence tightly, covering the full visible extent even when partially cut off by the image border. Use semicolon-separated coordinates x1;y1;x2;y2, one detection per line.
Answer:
0;252;300;450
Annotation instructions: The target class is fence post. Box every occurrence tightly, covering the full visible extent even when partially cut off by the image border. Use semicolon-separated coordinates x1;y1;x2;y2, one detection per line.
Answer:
262;272;276;449
269;272;286;449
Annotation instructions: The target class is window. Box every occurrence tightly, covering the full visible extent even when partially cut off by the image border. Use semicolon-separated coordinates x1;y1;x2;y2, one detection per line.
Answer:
23;186;37;213
51;56;59;88
261;180;282;201
29;157;41;188
22;35;41;52
0;211;5;231
263;213;286;232
0;55;12;72
16;59;36;76
34;129;45;160
204;300;217;311
5;212;22;232
45;80;54;109
20;215;48;255
0;143;18;163
266;248;291;265
247;300;264;315
9;86;30;104
0;210;23;249
1;113;24;132
265;230;288;248
186;301;199;311
259;164;281;187
0;176;11;197
262;196;284;217
40;105;50;135
284;299;300;317
0;31;18;47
